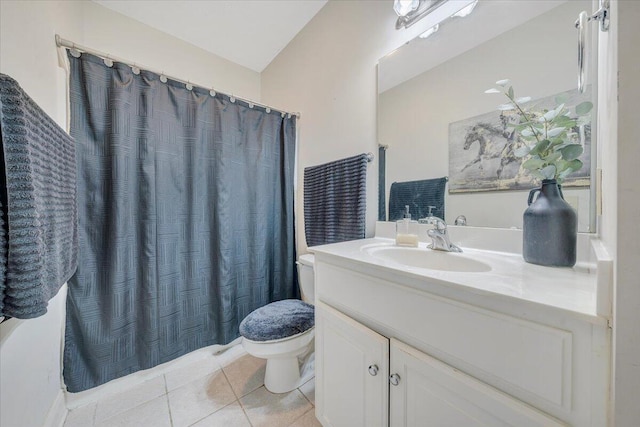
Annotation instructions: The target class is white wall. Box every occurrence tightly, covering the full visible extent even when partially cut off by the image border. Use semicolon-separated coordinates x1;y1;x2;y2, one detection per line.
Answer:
261;0;470;253
609;1;640;424
378;1;591;230
0;1;260;426
80;1;260;101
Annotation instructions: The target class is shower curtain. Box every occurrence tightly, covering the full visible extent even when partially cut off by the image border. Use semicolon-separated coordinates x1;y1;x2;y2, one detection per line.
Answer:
64;53;298;392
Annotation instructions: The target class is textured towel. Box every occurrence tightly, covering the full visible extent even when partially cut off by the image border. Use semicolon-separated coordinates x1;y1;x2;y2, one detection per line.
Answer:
304;153;368;247
0;199;6;316
388;177;447;221
0;74;78;319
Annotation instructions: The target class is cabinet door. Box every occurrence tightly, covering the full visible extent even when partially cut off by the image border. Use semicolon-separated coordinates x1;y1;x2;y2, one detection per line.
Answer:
389;339;567;427
316;302;389;427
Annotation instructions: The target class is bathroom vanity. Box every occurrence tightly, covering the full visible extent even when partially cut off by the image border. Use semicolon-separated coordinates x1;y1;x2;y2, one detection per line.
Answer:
312;228;611;426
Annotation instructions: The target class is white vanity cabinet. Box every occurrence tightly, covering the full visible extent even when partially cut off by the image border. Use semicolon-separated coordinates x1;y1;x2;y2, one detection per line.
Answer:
313;243;610;427
315;302;389;427
316;302;566;427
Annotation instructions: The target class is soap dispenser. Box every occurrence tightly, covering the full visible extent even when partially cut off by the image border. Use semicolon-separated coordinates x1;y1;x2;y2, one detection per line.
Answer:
396;205;419;247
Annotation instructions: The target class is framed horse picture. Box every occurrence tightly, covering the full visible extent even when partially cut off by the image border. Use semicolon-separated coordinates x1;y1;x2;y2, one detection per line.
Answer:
448;87;592;193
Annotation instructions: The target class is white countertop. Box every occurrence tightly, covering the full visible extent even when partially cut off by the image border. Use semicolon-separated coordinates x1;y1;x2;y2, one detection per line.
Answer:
311;238;603;324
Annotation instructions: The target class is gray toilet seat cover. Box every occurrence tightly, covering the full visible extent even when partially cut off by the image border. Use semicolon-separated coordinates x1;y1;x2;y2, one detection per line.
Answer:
239;299;315;342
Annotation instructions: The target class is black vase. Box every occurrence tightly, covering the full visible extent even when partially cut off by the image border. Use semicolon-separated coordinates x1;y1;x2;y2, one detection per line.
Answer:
523;179;577;267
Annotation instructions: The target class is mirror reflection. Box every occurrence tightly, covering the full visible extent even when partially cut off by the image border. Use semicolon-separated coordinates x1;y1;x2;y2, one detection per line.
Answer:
378;0;596;232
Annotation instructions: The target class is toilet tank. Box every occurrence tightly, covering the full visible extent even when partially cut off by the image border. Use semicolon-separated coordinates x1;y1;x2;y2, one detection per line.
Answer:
297;254;315;304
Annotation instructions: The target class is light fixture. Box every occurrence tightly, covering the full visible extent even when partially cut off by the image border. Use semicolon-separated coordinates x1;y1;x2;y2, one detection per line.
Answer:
395;0;447;29
419;24;439;39
451;0;478;18
394;0;419;17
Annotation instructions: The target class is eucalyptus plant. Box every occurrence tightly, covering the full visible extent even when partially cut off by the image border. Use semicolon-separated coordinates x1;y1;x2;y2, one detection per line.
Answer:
485;79;593;183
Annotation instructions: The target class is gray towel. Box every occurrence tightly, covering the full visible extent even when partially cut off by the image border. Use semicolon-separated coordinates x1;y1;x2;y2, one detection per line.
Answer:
0;74;78;319
304;153;368;247
0;199;6;316
388;177;447;221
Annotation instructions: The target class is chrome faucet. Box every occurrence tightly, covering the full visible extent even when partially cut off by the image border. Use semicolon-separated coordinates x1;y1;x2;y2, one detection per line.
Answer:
418;216;462;252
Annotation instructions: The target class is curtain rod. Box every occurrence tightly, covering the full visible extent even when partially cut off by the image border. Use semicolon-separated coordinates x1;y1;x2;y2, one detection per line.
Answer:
55;35;300;119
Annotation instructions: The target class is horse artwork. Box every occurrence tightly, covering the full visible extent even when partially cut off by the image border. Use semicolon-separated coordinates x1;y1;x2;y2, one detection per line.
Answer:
448;87;592;193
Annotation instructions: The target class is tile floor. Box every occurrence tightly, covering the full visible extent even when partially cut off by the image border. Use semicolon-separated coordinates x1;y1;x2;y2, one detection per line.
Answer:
64;344;320;427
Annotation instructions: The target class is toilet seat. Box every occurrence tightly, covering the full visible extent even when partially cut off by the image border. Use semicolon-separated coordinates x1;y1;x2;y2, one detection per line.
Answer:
239;299;314;342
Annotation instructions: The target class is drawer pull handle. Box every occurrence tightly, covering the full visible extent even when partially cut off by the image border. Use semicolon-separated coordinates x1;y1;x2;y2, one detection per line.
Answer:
368;364;379;376
390;373;401;386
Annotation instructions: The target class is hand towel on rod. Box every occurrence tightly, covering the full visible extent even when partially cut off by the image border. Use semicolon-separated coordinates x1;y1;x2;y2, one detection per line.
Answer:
303;153;368;247
388;177;447;221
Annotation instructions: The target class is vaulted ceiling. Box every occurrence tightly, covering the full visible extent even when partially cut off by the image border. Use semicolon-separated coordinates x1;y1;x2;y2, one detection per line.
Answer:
92;0;328;72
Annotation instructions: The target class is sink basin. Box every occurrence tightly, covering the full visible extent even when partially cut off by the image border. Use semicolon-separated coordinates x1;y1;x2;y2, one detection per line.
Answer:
366;246;492;273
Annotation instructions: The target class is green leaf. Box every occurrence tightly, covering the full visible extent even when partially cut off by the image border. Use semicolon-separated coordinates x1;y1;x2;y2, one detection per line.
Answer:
557;160;583;182
547;127;566;138
496;79;511;87
515;96;532;103
575;101;593;115
543;109;559;121
549;137;566;146
566;158;583;172
541;165;557;180
553;116;576;127
522;158;545;170
529;139;550;155
560;144;584;160
543;151;562;163
508;86;514;99
555;159;569;172
498;103;515;111
485;88;501;94
514;146;531;157
515;122;534;131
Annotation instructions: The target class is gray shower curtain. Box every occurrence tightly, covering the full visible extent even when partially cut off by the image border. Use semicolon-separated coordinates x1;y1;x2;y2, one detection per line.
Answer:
64;53;297;392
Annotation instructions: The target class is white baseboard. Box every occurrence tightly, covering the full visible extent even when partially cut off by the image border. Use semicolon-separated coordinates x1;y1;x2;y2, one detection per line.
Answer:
43;390;67;427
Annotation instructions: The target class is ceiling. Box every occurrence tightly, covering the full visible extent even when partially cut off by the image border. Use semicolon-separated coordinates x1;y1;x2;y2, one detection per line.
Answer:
92;0;328;73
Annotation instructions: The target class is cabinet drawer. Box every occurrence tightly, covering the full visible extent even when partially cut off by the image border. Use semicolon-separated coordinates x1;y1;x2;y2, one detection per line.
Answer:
390;339;567;427
316;263;573;411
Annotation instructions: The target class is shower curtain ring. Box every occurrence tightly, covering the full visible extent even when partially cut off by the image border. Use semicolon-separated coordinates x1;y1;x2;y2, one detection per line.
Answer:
230;94;236;103
186;81;193;91
103;55;113;68
131;63;140;75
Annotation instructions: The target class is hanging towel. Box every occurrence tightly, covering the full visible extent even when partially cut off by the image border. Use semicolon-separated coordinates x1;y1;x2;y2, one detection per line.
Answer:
0;199;6;316
304;153;368;247
388;177;447;221
0;74;77;319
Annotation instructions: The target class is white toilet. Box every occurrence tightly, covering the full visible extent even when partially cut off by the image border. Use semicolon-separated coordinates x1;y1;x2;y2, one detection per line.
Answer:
239;254;315;393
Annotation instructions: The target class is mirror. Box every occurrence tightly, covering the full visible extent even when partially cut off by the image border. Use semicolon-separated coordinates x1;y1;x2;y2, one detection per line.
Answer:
378;0;597;232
